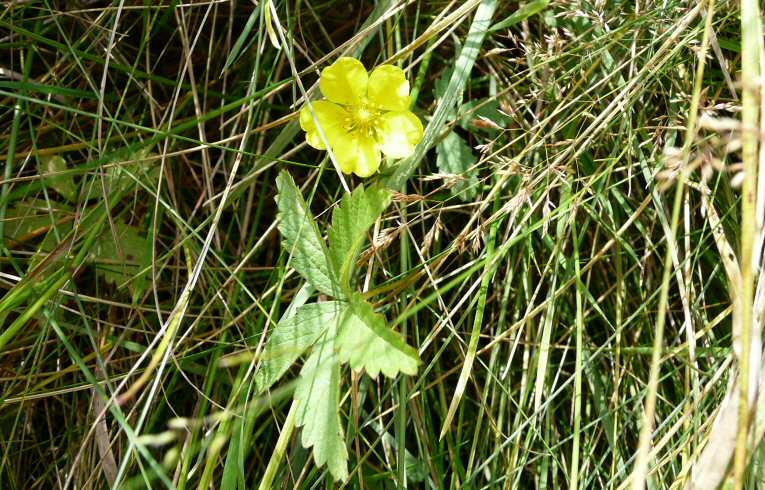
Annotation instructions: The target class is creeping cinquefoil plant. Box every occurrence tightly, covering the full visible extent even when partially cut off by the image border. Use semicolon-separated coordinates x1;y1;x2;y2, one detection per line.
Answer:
255;172;420;481
299;57;424;177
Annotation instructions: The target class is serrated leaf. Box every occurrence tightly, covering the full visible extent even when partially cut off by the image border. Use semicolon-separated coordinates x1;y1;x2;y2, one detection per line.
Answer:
295;321;348;482
276;171;338;296
39;155;77;202
255;301;346;393
94;221;150;301
336;295;419;378
328;185;391;289
436;131;479;200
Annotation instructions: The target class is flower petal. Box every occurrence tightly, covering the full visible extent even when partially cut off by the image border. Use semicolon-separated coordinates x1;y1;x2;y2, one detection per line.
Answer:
377;111;423;159
300;100;349;150
332;133;381;177
320;57;368;106
367;65;410;111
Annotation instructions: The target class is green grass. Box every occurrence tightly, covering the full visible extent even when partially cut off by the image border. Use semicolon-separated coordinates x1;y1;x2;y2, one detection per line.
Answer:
0;0;762;488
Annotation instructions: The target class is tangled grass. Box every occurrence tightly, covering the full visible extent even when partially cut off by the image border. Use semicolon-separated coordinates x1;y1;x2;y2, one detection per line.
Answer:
1;1;762;488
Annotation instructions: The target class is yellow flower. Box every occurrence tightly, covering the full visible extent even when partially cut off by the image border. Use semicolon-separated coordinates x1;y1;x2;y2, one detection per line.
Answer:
300;57;424;178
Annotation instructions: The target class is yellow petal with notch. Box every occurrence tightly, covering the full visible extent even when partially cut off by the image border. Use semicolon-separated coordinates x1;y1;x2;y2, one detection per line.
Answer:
377;111;423;159
333;133;381;177
367;65;411;111
320;57;369;106
299;100;349;150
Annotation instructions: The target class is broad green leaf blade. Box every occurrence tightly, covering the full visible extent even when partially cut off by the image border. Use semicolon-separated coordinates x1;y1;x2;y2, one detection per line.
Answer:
94;220;150;301
336;295;419;378
433;65;453;102
275;171;338;296
295;322;348;482
255;301;345;393
328;185;391;288
436;131;479;200
39;155;76;202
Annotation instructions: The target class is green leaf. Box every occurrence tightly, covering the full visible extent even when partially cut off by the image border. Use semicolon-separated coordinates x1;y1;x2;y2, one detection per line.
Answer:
328;185;391;289
3;199;72;246
94;220;150;301
436;131;479;200
336;295;420;378
489;0;549;32
0;80;101;100
379;430;428;483
275;171;338;296
458;98;511;132
295;321;348;482
433;66;458;120
38;155;77;202
222;8;260;72
255;301;346;393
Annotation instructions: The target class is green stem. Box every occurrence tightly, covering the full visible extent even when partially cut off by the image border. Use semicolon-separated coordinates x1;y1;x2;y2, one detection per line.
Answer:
439;191;500;441
397;202;410;487
258;400;298;490
736;0;760;486
571;204;584;489
630;2;714;487
0;20;37;251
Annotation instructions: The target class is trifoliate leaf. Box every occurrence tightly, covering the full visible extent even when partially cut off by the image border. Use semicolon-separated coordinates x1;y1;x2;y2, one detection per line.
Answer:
39;155;77;202
328;185;391;288
276;171;338;296
336;294;420;378
436;131;479;201
255;301;346;393
295;321;348;482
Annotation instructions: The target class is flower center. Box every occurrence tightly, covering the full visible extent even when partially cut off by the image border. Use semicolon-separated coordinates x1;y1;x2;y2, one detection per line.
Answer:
346;102;382;139
356;107;373;122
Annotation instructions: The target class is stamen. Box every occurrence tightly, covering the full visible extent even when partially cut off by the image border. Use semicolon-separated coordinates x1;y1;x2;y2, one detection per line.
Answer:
346;103;382;136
